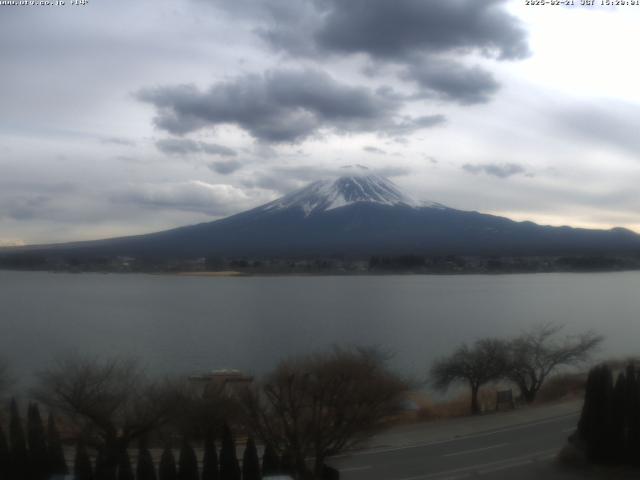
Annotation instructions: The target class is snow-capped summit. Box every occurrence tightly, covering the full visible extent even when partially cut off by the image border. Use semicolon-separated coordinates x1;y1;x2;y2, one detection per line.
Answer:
260;173;444;216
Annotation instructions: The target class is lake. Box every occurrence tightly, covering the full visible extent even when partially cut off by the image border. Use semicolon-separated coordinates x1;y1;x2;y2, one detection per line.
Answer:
1;270;638;386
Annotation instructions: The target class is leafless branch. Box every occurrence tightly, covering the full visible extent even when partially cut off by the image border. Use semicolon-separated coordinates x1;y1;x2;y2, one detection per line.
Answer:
240;347;408;478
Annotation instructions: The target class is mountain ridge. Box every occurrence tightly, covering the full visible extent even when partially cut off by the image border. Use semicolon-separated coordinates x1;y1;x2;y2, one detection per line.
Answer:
1;173;639;261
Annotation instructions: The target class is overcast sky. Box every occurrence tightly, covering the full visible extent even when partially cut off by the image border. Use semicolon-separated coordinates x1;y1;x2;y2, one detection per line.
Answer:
1;0;639;245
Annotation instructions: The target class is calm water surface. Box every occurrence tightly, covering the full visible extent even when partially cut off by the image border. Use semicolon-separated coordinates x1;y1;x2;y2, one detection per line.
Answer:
1;270;639;384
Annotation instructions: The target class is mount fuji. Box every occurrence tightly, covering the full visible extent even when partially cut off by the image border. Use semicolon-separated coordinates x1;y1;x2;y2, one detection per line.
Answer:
256;173;445;216
5;173;640;259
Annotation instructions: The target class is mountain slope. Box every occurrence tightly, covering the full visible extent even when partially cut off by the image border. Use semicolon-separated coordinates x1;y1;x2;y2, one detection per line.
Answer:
4;174;640;259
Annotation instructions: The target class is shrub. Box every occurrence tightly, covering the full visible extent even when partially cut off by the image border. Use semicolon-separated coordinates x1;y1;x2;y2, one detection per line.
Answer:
576;363;640;465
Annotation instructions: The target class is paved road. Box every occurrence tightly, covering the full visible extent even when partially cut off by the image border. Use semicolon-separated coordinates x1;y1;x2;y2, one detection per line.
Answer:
329;411;582;480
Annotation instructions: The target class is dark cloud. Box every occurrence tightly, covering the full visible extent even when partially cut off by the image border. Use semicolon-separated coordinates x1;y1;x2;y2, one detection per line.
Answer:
139;69;444;142
246;173;301;194
209;159;243;175
0;195;51;221
101;136;137;147
402;57;500;105
0;181;81;222
363;146;386;155
341;164;370;171
311;0;529;61
463;162;528;178
0;183;100;225
210;0;528;105
200;143;237;156
156;138;201;155
155;138;237;156
251;0;528;61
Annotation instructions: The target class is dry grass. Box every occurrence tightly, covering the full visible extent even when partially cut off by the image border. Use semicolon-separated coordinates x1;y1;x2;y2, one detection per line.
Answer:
534;372;587;404
535;359;640;405
389;387;502;425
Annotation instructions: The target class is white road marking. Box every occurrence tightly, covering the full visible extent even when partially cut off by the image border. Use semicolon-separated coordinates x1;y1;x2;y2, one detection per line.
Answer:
477;451;556;475
334;412;578;459
442;442;508;457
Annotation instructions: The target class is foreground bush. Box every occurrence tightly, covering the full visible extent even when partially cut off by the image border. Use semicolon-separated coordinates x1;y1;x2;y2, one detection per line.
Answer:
576;363;640;465
240;347;407;478
0;401;276;480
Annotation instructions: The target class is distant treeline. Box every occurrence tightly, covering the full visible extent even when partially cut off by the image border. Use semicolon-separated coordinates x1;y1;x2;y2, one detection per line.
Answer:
1;252;640;274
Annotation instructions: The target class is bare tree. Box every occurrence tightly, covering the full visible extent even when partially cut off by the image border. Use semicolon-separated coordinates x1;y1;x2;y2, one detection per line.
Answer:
430;338;508;415
506;323;603;403
240;347;408;479
33;354;179;475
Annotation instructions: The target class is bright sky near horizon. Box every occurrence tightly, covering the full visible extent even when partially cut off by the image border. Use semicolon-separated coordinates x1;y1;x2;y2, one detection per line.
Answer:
1;0;639;245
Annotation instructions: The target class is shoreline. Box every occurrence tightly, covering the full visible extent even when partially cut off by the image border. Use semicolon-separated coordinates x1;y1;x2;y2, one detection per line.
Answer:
3;267;640;277
174;270;246;277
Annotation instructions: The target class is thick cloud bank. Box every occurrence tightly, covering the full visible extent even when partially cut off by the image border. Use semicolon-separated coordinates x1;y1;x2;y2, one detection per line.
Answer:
139;69;445;142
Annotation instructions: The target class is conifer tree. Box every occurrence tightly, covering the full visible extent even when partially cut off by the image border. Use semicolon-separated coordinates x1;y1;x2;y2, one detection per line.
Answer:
47;413;68;476
626;364;640;466
27;404;49;480
159;446;177;480
611;372;627;463
9;399;28;480
578;366;599;454
117;449;134;480
261;443;279;478
201;430;219;480
578;365;614;463
136;439;157;480
0;424;10;480
74;442;94;480
279;449;295;477
94;449;107;480
321;464;340;480
241;438;260;480
600;366;616;464
178;438;198;480
218;425;240;480
596;365;615;463
95;447;117;480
